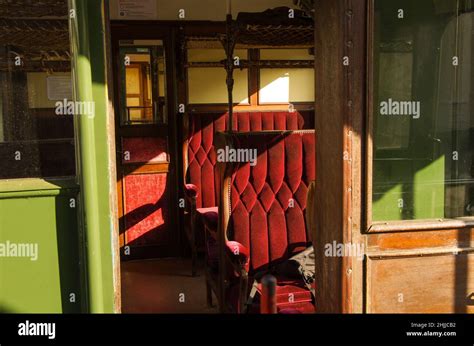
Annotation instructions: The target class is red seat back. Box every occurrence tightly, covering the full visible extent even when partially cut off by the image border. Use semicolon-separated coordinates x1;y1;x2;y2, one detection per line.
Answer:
185;111;313;209
222;130;315;273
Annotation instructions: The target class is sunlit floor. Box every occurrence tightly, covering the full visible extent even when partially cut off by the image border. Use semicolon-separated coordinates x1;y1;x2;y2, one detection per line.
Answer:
121;257;218;313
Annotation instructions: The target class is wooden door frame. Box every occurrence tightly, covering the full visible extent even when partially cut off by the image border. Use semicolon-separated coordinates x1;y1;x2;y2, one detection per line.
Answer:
111;20;243;259
111;23;181;259
314;0;367;313
362;0;474;314
364;0;474;234
316;0;474;313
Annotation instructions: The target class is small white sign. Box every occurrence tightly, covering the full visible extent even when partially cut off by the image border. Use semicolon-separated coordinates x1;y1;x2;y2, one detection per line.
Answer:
118;0;157;20
46;76;72;101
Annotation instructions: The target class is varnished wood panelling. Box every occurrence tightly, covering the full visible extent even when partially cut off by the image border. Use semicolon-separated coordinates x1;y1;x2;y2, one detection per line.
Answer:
367;252;474;313
314;0;367;313
368;228;474;251
314;0;346;313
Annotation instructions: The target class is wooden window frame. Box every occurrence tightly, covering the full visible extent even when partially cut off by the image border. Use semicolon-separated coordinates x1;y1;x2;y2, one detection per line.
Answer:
364;0;474;233
118;44;167;126
186;47;315;112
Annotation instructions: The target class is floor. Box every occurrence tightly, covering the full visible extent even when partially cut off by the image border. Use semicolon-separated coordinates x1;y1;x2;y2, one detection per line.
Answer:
120;257;218;313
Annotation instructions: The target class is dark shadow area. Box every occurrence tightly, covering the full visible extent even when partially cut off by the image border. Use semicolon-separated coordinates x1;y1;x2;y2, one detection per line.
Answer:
54;190;84;313
0;304;15;313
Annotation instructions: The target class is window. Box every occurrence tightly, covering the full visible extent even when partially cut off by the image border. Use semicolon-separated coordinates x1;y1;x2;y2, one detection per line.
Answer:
119;40;167;124
258;49;315;104
371;0;474;222
259;68;315;103
187;48;249;105
0;5;75;179
186;47;314;106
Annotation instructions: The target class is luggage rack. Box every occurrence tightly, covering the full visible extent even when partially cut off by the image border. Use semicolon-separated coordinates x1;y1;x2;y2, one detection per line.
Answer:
183;6;314;122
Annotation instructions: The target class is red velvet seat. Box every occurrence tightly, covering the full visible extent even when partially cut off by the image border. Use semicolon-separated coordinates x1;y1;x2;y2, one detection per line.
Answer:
207;130;315;313
183;111;313;275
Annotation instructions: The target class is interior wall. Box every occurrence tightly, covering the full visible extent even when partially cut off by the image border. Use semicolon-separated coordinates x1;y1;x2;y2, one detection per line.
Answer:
188;68;249;104
109;0;297;21
259;68;315;103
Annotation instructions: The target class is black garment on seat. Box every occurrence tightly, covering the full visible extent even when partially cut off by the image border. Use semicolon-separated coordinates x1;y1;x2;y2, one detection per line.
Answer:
245;246;315;312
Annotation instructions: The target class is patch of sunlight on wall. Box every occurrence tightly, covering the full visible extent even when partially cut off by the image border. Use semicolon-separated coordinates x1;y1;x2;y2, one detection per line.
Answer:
372;182;404;221
259;69;314;104
188;68;249;104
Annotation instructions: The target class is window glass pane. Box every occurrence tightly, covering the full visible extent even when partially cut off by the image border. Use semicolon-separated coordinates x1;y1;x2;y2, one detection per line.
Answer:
119;40;167;125
372;0;474;221
376;52;412;149
259;68;314;103
0;2;75;179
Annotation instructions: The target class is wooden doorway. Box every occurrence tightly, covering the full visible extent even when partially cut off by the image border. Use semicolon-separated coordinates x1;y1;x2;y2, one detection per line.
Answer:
112;31;180;260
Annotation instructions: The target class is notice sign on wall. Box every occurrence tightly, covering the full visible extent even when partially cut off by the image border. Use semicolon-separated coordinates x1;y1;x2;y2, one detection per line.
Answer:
47;76;72;101
118;0;157;20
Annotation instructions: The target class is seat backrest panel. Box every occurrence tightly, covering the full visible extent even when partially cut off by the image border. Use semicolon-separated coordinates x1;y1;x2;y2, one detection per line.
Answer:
186;111;314;209
227;131;315;273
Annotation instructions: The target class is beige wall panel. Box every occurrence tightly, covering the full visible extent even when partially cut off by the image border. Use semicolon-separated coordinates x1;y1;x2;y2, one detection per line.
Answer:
188;68;248;104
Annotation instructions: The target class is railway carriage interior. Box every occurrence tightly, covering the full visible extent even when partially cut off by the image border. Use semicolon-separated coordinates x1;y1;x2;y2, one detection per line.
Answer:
0;0;473;315
112;0;316;313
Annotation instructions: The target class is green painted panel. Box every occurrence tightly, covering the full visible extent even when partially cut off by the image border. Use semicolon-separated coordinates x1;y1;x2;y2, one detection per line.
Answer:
0;184;83;313
70;0;119;312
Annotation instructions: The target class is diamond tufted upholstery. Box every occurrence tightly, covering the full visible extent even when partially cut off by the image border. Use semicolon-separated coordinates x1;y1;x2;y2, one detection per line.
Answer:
228;131;315;272
183;111;314;275
186;111;313;209
208;130;315;313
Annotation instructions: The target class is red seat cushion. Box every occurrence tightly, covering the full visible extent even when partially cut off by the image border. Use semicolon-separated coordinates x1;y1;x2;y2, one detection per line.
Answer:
227;274;315;314
268;277;313;305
